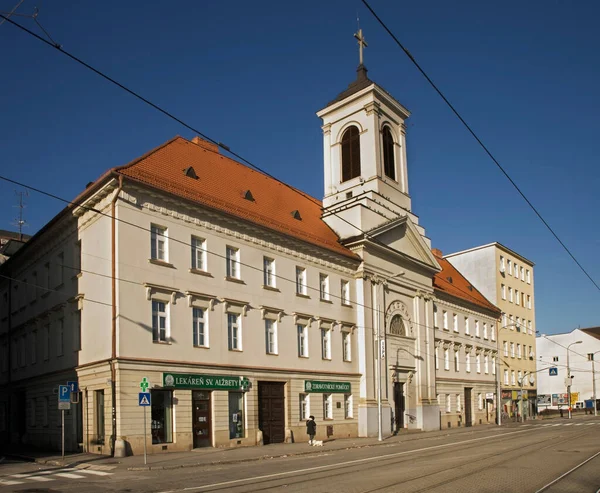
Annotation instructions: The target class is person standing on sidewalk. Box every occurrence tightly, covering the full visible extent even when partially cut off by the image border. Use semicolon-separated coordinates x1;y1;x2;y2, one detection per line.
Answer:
306;415;316;445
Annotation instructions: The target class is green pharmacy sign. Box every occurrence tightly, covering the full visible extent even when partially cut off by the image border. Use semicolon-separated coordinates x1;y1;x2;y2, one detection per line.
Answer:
163;373;250;391
304;380;351;393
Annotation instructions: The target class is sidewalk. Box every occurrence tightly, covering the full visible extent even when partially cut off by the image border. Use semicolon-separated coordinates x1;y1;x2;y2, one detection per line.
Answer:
2;423;506;472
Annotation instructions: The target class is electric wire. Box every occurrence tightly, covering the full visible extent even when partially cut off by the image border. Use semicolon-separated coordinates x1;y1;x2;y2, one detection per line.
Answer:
360;0;600;293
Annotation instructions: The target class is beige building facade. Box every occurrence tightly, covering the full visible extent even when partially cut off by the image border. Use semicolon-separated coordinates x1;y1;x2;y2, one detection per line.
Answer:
445;243;536;419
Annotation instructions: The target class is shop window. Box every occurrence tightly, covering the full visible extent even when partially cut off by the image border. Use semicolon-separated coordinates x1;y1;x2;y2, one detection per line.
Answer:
299;393;309;421
323;393;333;419
151;390;173;444
344;394;353;418
228;392;244;439
95;390;105;444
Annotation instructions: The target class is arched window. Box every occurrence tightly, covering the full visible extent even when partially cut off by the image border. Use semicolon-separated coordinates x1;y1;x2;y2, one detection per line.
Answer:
389;314;406;336
341;126;361;182
382;127;396;180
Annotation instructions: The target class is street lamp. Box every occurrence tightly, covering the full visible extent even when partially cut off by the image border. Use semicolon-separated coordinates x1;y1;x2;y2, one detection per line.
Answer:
588;350;600;417
566;341;583;419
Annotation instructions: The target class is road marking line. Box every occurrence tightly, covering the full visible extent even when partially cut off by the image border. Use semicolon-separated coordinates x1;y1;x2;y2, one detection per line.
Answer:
586;423;595;426
157;427;541;493
55;472;86;479
79;469;113;476
564;423;573;426
575;423;584;426
0;479;24;485
543;424;552;427
28;476;54;482
552;424;561;427
9;473;35;478
535;449;600;492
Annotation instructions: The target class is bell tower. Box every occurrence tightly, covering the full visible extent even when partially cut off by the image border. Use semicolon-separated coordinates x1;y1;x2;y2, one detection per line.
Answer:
317;30;418;240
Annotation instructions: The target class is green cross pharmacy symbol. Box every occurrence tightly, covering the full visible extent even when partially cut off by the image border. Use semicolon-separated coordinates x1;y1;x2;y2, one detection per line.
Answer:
140;377;150;392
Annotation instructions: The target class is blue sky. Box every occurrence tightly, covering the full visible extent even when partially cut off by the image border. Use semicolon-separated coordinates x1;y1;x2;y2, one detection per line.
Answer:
0;0;598;334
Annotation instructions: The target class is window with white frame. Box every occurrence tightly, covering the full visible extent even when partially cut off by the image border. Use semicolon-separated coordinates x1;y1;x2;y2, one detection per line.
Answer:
321;328;331;360
510;342;515;358
344;394;353;418
227;312;242;350
265;319;278;355
466;352;471;372
507;259;512;275
297;324;308;357
527;295;531;309
515;290;520;305
500;255;505;272
453;313;458;332
323;393;333;419
465;317;470;335
517;343;521;359
319;273;330;301
518;370;522;385
528;345;533;359
501;284;506;300
509;314;514;327
511;370;516;385
492;356;496;375
503;341;508;357
502;312;507;328
296;267;307;295
444;348;450;370
342;332;351;362
435;347;439;370
299;393;309;420
514;263;518;278
456;394;461;412
475;320;480;337
484;354;489;374
434;304;438;328
491;324;496;341
446;394;451;413
192;307;208;347
476;353;481;373
150;224;167;261
526;269;531;284
509;287;513;302
226;246;240;279
520;266;524;281
263;257;275;287
504;370;509;385
191;236;206;271
483;322;488;340
528;320;532;335
152;301;169;343
516;317;521;331
454;350;460;371
443;310;448;330
341;280;350;305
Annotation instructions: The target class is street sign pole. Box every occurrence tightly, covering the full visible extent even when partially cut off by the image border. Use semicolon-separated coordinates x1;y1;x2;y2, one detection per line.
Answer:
61;409;65;462
143;405;147;465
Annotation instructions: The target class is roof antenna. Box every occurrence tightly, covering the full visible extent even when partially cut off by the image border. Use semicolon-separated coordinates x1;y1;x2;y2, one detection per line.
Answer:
13;190;28;241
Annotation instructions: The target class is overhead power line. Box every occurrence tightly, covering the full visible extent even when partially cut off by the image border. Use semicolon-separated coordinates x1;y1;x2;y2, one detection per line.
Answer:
360;0;600;293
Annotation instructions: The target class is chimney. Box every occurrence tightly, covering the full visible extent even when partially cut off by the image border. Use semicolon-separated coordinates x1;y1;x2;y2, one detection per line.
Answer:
191;136;220;154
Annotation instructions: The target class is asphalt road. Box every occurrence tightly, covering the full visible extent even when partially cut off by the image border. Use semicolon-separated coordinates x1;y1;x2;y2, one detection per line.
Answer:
2;421;600;493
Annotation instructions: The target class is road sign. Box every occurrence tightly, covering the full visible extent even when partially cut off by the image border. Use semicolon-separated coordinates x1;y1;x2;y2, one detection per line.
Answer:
59;385;70;402
140;377;150;392
549;367;558;376
67;381;78;393
139;392;151;406
58;401;71;410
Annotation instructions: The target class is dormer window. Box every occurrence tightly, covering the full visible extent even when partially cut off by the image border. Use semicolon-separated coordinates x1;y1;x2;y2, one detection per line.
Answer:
382;127;396;180
341;126;361;182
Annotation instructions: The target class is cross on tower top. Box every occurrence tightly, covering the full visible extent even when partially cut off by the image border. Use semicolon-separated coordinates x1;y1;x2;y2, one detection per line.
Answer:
354;28;368;66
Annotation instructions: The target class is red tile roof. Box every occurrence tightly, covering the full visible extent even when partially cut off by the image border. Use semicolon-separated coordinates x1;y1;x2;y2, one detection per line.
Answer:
432;249;500;315
115;136;358;260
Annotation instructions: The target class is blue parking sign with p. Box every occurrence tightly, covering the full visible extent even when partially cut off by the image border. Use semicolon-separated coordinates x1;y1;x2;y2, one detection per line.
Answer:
59;385;70;402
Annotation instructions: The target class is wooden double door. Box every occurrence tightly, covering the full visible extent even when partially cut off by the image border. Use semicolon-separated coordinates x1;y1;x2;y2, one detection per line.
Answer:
258;382;285;444
192;391;212;448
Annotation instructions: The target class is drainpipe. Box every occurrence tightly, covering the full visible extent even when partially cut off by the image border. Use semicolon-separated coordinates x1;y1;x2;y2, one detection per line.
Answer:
110;175;123;456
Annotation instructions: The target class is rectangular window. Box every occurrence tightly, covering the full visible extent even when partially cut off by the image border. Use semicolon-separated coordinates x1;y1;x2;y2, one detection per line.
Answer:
344;394;353;418
297;324;308;357
265;319;278;355
476;354;481;373
520;266;525;281
319;274;330;301
509;287;513;303
57;252;65;285
454;350;460;372
514;263;518;278
227;313;242;351
466;353;471;373
45;262;51;291
518;370;522;386
30;271;37;303
151;390;173;444
341;280;350;305
342;332;351;362
500;255;505;272
484;354;489;374
465;317;470;335
444;348;450;370
75;240;82;276
492;356;496;375
517;344;521;359
150;224;167;261
453;313;458;332
526;269;531;284
501;284;506;300
95;390;105;444
321;328;331;360
483;322;488;340
57;318;64;357
43;324;49;361
446;394;451;413
323;393;333;419
433;305;438;328
515;290;520;305
263;257;275;287
228;392;244;439
192;307;208;347
475;320;480;338
443;311;448;330
502;312;507;328
491;324;496;342
510;342;515;358
226;246;240;279
528;320;533;335
516;317;521;331
191;236;206;271
511;370;516;385
299;393;309;421
73;310;82;351
456;394;461;412
478;393;483;411
529;346;533;359
435;347;439;370
152;301;169;343
503;341;508;357
507;259;512;275
31;331;37;364
553;356;559;362
504;370;509;385
296;267;307;295
527;295;531;309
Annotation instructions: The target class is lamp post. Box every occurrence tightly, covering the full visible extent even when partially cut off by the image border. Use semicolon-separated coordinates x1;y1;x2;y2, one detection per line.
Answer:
566;340;582;419
589;350;600;417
